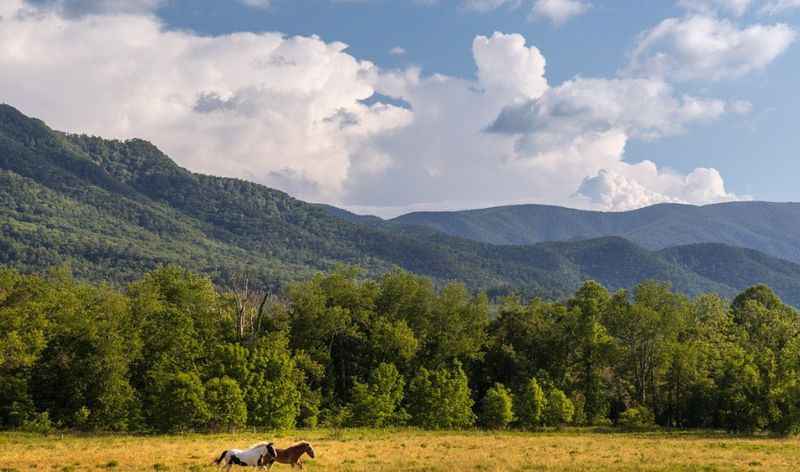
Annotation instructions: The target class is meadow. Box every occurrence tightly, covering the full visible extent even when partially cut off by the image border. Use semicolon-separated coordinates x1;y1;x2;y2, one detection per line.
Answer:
2;429;800;472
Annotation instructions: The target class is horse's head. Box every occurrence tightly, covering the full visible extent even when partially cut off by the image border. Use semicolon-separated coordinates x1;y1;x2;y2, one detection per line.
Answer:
265;442;277;460
304;442;316;459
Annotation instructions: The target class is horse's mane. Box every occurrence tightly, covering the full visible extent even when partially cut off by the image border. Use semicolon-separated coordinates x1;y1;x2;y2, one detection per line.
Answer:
288;441;312;450
250;442;273;449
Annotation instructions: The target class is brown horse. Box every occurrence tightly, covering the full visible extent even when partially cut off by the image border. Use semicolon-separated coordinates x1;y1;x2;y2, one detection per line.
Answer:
259;442;315;469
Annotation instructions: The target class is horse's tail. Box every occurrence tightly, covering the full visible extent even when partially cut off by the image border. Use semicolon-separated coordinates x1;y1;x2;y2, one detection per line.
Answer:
213;450;228;465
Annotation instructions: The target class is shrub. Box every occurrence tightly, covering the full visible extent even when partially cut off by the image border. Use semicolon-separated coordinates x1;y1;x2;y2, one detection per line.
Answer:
21;411;55;435
73;406;91;431
618;406;655;429
480;383;514;429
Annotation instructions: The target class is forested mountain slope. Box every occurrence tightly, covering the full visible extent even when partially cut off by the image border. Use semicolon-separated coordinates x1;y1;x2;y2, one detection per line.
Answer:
2;104;799;302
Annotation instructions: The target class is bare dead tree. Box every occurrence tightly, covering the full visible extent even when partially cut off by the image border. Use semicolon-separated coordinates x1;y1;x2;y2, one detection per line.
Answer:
231;272;280;341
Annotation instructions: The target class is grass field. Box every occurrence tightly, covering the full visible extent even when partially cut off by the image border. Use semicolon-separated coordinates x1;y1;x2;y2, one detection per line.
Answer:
2;429;800;472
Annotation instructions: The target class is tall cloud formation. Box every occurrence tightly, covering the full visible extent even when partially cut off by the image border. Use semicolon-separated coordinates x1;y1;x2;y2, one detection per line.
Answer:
480;76;742;211
1;0;411;201
352;33;745;213
0;1;788;215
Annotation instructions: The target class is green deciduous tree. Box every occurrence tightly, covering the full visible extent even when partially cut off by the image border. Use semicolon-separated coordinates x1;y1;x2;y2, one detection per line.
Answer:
407;364;475;429
480;383;514;429
544;388;574;427
515;377;547;429
566;281;614;424
30;279;139;431
348;363;408;427
205;377;247;432
245;335;302;429
147;370;210;433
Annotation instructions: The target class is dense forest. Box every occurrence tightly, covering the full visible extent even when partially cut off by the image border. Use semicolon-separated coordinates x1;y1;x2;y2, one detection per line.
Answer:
3;265;800;435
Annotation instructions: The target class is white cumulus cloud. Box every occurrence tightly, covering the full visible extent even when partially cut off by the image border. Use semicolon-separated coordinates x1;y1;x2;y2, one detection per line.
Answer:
0;1;754;215
488;77;728;144
473;32;548;100
483;76;742;211
576;167;740;211
0;0;411;201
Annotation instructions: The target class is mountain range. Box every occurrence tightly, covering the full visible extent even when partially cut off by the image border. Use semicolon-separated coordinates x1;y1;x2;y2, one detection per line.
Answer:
2;103;800;304
388;202;800;264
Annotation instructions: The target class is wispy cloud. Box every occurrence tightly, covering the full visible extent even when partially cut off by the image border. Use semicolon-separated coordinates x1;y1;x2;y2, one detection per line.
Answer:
531;0;590;25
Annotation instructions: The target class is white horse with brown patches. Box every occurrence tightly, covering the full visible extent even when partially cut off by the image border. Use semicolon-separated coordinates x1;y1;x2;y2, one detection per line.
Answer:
213;442;277;471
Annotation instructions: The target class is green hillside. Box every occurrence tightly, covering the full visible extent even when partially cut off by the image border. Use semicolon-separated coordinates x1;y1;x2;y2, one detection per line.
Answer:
389;201;800;263
1;104;798;301
659;243;800;306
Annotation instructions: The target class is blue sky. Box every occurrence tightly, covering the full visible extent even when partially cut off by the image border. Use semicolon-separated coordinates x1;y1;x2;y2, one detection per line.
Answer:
160;1;675;81
2;0;799;215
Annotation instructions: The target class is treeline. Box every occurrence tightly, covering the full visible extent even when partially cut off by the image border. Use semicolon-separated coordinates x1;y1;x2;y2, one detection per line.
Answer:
2;265;800;434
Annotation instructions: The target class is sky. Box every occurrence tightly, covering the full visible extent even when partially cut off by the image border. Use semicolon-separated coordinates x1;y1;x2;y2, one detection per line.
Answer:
1;0;799;217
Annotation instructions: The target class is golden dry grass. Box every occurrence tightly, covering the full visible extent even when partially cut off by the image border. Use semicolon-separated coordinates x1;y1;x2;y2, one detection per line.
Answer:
1;429;799;471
